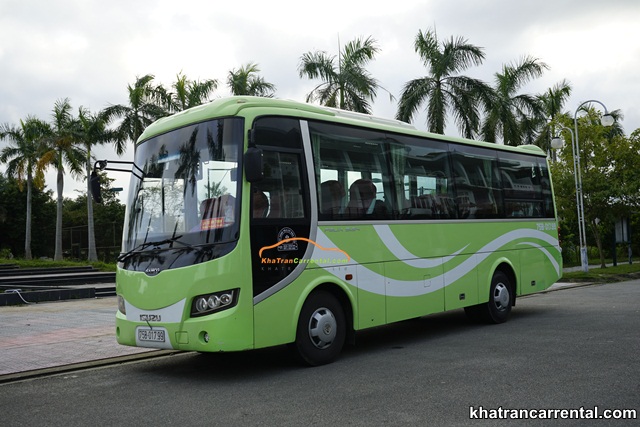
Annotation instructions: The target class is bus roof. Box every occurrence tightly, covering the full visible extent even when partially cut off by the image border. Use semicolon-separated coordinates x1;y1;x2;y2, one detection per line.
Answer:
138;96;547;157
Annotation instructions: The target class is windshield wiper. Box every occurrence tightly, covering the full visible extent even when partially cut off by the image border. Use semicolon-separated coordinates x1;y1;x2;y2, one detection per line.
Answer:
117;234;197;263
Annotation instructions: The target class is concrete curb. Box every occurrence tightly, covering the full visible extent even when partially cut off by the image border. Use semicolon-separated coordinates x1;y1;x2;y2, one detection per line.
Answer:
0;288;96;306
0;350;180;384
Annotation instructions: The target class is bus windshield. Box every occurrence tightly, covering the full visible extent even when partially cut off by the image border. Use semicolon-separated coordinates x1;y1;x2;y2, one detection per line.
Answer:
122;117;244;254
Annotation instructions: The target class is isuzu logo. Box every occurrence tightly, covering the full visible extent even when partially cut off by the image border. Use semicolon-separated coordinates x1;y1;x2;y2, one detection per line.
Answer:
140;314;161;322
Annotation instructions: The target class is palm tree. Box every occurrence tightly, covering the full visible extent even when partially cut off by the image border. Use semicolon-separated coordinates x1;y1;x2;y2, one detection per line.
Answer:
103;74;168;152
396;28;491;138
0;117;51;259
39;98;86;261
227;63;276;97
77;107;117;261
480;56;549;145
164;72;218;112
534;80;573;152
298;36;383;114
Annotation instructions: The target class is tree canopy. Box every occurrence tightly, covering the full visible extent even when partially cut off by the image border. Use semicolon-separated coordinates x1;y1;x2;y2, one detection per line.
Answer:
2;31;639;262
396;28;491;138
299;36;383;114
550;109;637;266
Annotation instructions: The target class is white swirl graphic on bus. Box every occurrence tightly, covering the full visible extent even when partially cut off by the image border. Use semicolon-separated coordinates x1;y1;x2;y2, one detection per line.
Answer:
313;227;560;298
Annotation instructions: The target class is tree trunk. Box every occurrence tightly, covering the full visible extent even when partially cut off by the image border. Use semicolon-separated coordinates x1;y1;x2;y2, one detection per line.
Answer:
54;167;64;261
86;151;98;261
24;174;33;260
590;221;606;268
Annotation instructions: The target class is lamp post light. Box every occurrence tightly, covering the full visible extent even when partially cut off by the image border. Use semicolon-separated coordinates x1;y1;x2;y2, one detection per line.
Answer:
553;100;615;273
550;125;572;150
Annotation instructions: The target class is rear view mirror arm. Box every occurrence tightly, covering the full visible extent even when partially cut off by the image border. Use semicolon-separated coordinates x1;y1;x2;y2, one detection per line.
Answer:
94;160;145;181
90;160;145;203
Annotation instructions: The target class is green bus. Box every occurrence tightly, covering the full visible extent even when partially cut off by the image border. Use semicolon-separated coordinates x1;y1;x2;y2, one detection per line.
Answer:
100;96;561;365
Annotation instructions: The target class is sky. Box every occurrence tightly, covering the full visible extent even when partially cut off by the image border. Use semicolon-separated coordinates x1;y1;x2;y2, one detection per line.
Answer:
1;0;639;201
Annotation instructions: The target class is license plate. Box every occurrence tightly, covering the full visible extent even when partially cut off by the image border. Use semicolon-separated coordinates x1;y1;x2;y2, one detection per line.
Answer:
138;328;166;343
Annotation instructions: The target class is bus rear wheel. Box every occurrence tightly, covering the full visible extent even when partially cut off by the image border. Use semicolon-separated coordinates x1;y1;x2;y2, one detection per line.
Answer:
294;290;346;366
465;271;513;324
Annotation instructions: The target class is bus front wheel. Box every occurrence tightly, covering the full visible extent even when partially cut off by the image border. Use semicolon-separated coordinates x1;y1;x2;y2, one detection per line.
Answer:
465;271;513;324
294;290;346;366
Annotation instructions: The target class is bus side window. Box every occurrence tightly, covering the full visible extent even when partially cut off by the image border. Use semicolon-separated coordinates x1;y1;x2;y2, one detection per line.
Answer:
310;121;391;221
451;148;502;219
256;150;306;219
386;135;453;220
498;152;546;218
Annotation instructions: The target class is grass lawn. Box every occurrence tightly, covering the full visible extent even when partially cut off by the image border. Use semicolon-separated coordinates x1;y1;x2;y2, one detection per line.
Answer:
561;261;640;283
0;258;116;272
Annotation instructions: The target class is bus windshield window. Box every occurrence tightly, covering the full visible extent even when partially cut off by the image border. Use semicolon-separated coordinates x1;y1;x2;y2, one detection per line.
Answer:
123;118;243;252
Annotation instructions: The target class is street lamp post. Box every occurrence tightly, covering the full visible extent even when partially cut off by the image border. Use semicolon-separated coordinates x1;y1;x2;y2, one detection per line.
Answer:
552;125;581;268
574;100;616;272
553;100;615;273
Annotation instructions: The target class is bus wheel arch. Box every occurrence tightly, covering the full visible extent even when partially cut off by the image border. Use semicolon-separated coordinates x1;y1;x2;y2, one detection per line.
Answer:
465;263;516;324
293;283;353;366
496;262;517;307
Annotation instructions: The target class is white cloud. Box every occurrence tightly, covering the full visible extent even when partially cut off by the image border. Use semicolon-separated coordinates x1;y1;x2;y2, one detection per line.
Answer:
1;0;640;200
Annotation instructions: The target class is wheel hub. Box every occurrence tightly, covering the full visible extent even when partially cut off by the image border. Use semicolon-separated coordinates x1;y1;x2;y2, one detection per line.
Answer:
308;307;337;349
493;283;510;311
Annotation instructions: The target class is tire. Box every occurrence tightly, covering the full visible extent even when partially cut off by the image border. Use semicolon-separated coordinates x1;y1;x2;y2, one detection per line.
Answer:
464;271;513;324
294;290;346;366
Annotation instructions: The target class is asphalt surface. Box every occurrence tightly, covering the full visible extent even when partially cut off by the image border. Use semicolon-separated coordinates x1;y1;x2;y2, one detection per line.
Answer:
0;281;624;380
0;280;638;426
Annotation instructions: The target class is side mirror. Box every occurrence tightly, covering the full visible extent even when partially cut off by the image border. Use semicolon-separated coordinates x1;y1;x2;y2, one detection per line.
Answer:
90;170;102;203
244;147;264;183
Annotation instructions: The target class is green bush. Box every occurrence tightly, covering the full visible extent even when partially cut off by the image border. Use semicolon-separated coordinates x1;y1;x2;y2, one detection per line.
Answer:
0;257;116;271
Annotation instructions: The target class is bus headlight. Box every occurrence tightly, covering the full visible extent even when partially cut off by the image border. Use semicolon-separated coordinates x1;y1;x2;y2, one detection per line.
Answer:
117;295;126;315
191;289;239;317
207;295;220;309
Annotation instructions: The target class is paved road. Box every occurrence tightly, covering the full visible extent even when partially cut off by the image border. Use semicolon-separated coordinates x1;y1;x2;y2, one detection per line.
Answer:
0;281;638;426
0;297;156;378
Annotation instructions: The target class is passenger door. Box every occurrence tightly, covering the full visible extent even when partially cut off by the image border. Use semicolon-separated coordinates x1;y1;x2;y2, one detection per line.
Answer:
249;117;311;301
